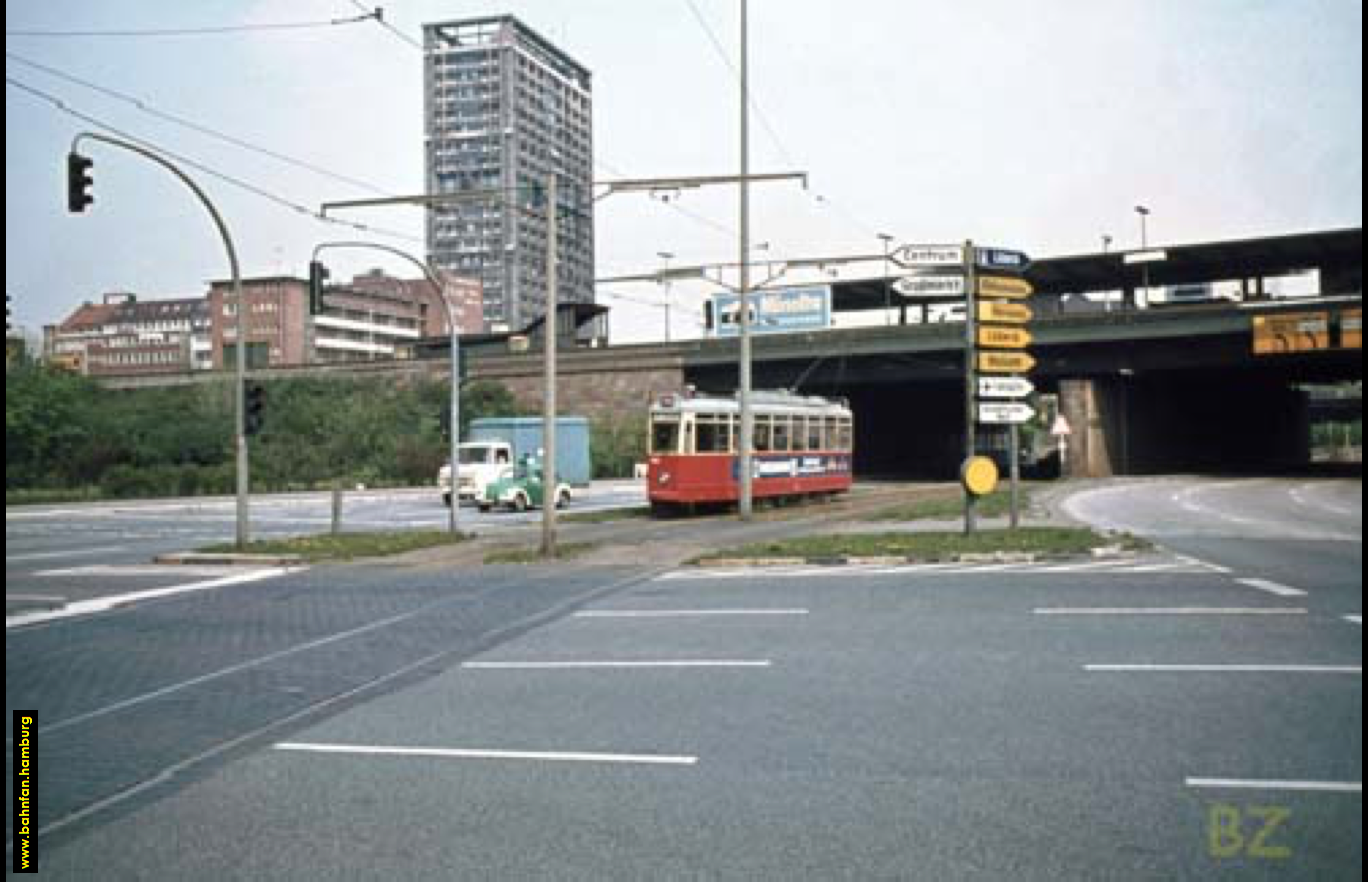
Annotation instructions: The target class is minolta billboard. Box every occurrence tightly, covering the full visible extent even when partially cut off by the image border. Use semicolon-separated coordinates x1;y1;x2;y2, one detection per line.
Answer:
708;286;832;337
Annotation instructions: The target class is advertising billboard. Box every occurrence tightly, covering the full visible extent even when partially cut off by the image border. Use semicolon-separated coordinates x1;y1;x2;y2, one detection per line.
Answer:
709;286;832;337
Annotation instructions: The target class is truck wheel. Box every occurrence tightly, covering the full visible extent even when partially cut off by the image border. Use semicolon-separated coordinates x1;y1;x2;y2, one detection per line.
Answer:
442;493;452;508
512;493;528;513
478;503;492;513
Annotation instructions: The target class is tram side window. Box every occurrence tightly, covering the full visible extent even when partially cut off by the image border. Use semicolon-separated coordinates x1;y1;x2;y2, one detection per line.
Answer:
825;417;840;451
695;415;731;453
651;419;680;455
772;416;792;453
808;418;823;452
754;416;773;452
836;419;853;451
793;417;808;452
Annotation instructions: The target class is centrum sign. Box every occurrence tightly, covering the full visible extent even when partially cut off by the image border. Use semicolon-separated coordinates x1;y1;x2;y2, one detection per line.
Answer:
712;286;832;337
890;244;963;268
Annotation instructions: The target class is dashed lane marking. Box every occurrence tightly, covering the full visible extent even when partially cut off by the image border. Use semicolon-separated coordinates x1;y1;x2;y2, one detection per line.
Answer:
1035;607;1307;616
275;742;697;767
1187;778;1362;794
573;609;809;618
658;558;1221;582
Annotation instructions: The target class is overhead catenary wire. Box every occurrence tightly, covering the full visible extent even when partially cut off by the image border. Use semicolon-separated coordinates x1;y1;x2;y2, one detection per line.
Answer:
6;76;422;245
6;11;381;39
6;52;395;197
680;0;885;242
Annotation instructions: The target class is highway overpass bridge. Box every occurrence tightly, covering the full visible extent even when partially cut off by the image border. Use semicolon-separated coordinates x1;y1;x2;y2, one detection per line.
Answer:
101;228;1362;479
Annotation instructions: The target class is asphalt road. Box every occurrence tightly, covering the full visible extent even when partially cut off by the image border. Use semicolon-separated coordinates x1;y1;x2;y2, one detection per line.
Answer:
6;476;1361;879
4;482;645;618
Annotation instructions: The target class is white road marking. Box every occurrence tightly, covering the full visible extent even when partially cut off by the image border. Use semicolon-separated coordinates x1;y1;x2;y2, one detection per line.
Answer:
462;660;772;669
5;593;67;603
274;742;697;766
1086;664;1361;674
6;545;129;563
1176;554;1232;574
1237;578;1308;597
1036;608;1307;616
1186;778;1362;794
573;609;808;618
1346;615;1363;626
34;565;245;578
6;568;300;630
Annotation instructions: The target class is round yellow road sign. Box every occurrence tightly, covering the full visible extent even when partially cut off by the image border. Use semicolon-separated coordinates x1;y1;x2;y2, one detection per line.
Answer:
961;456;1000;497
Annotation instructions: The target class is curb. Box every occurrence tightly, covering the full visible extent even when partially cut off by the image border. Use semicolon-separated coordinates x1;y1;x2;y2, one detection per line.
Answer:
154;552;305;567
693;548;1140;569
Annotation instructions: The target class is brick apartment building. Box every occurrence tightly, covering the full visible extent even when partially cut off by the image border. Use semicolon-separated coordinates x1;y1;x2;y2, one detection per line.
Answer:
46;270;483;376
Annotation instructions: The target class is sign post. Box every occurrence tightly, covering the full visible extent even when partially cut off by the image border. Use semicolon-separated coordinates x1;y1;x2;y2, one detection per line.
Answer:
968;246;1036;533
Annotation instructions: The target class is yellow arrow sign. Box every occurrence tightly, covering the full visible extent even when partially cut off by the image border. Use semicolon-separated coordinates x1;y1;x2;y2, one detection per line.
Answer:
979;301;1033;324
977;325;1033;349
977;275;1034;299
978;351;1037;373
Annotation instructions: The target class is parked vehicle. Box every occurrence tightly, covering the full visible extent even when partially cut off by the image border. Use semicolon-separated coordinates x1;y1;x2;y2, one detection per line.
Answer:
477;457;572;513
439;441;514;507
438;416;590;507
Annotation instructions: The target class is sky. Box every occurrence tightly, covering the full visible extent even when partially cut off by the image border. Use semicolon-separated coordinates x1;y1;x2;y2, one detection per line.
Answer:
5;0;1363;344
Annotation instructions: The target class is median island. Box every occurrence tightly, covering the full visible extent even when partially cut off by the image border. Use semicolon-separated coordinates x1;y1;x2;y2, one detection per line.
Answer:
198;531;468;563
694;527;1148;566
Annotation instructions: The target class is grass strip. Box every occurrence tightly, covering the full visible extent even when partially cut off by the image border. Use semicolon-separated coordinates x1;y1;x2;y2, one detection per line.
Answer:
484;542;601;565
199;531;467;563
696;527;1144;563
560;506;653;524
861;486;1038;522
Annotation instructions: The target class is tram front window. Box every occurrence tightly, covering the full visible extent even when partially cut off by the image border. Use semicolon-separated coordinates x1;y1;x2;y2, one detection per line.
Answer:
651;419;681;455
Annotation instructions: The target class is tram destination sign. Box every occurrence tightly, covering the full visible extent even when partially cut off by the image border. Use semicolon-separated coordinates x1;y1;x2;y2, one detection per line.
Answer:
889;244;963;269
893;274;966;298
978;376;1035;399
978;402;1036;425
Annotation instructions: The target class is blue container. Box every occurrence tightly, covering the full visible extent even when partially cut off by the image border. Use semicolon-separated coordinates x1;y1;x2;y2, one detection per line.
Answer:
469;417;592;487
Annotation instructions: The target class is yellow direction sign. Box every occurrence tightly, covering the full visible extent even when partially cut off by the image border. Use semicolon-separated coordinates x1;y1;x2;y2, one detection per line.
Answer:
979;301;1033;324
977;275;1034;299
977;325;1033;349
978;351;1037;373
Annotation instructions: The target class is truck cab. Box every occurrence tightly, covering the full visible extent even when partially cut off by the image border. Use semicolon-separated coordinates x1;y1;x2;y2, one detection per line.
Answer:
438;441;514;507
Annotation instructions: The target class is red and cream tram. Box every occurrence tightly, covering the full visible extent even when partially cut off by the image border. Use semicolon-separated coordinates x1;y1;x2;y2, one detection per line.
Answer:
647;390;853;510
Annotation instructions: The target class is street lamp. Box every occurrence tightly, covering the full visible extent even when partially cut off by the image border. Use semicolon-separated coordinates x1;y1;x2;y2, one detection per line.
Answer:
878;233;896;326
1135;205;1152;309
657;250;675;343
311;241;464;537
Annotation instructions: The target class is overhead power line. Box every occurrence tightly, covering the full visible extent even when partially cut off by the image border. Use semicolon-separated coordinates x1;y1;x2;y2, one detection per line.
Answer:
5;10;381;39
6;52;395;197
680;0;884;242
6;76;422;245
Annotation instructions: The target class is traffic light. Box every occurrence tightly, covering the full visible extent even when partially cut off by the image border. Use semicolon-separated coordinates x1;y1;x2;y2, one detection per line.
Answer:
67;152;94;213
308;260;330;315
245;383;267;436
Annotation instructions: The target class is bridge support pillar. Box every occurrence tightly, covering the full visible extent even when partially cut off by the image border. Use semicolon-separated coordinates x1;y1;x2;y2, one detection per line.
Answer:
1059;378;1126;478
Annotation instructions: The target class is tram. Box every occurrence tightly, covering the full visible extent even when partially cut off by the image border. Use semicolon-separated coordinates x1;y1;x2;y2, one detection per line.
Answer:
647;390;854;511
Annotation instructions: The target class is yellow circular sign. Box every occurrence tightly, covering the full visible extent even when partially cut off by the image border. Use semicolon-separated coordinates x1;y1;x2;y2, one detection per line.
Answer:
960;456;1000;497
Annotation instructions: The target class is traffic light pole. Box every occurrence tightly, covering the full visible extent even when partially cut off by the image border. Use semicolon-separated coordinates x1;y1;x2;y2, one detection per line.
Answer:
69;132;251;548
311;241;463;537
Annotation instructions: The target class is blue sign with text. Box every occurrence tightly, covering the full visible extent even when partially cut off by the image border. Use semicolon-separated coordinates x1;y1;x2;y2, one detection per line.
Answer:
711;286;832;337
